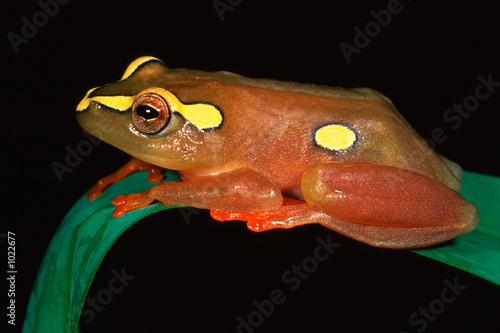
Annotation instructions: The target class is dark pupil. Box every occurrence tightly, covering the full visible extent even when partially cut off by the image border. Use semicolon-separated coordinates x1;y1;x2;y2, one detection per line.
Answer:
136;105;159;120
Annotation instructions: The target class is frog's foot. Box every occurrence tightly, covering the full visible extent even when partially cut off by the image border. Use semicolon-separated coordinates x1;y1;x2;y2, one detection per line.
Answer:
111;190;155;217
213;202;475;248
211;198;317;231
87;157;164;201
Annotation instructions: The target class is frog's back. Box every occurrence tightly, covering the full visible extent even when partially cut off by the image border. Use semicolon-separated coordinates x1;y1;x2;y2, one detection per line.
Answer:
230;75;461;191
163;68;461;191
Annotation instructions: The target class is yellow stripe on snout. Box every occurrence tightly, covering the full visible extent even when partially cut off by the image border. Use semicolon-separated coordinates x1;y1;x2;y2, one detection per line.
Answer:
77;86;223;131
76;88;135;112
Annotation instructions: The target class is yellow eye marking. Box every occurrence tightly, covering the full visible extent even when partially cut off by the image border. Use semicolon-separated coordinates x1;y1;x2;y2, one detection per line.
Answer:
121;56;164;80
77;86;223;131
145;88;223;131
77;57;163;112
76;57;222;131
314;124;357;151
76;95;136;112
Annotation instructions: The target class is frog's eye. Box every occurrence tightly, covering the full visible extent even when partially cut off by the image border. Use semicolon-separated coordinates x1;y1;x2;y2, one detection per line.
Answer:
132;93;171;134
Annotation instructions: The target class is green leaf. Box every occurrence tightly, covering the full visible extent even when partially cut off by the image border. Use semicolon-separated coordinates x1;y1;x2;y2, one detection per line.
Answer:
22;170;181;333
23;170;500;332
413;171;500;285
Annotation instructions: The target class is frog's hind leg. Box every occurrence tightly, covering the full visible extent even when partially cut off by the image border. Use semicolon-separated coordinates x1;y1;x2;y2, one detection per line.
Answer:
211;199;474;249
211;198;318;231
300;162;478;249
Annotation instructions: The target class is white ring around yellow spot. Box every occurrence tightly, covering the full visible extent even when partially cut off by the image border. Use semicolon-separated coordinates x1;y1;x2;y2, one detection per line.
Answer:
314;124;357;151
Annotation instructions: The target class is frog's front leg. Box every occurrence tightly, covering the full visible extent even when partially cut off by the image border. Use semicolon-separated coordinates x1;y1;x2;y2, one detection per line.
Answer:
112;168;283;217
87;157;164;200
301;162;479;248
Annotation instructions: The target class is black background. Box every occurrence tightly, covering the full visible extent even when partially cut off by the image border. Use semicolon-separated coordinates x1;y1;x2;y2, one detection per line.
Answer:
3;0;500;332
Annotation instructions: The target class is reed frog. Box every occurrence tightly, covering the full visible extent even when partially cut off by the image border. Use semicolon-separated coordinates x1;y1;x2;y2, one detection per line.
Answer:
76;57;478;249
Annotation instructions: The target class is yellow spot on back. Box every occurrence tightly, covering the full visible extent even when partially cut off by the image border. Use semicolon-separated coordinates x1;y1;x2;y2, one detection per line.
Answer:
315;124;357;151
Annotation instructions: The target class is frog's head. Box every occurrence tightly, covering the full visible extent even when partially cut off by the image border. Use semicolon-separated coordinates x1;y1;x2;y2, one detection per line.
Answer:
76;57;224;169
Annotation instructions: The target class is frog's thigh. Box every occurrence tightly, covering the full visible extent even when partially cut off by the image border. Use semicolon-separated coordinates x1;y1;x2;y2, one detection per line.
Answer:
300;162;479;248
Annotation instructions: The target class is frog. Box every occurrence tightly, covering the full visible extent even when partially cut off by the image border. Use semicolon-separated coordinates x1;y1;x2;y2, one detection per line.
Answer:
76;56;479;249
